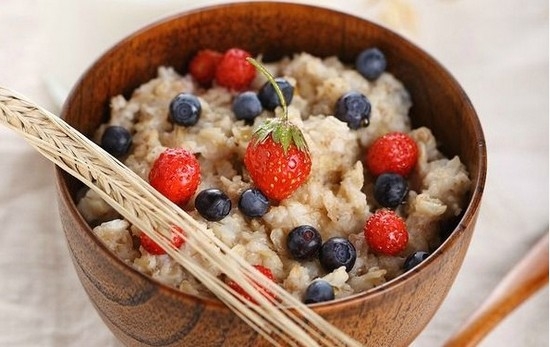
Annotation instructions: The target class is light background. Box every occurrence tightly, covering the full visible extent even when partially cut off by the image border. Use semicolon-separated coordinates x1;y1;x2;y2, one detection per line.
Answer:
0;0;548;346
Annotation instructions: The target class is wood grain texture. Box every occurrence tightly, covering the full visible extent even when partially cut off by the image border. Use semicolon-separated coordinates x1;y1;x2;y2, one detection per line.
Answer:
443;232;548;347
55;2;487;346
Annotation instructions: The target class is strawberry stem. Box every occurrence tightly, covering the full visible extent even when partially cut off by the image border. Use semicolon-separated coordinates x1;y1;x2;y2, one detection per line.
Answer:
246;57;288;121
245;57;309;155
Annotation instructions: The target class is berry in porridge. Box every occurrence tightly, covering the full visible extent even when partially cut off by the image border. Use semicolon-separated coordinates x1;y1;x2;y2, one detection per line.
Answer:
148;147;200;206
365;131;419;177
238;188;270;218
287;225;322;261
373;172;409;208
194;188;232;222
232;91;263;122
244;133;312;201
243;57;311;202
100;125;132;157
364;209;409;256
304;279;335;304
188;49;223;87
139;226;185;255
355;47;387;81
258;77;294;111
169;93;202;126
226;264;277;304
403;251;430;271
319;237;357;273
215;48;256;91
334;91;371;129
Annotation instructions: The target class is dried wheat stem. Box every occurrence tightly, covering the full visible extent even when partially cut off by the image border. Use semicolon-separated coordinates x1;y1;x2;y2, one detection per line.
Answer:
0;86;362;347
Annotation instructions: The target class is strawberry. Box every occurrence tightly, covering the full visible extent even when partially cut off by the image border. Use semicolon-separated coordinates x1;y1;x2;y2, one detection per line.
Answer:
140;226;186;255
364;209;408;256
245;134;311;201
215;48;256;91
243;58;311;201
188;49;223;87
365;132;418;177
226;264;277;304
148;147;200;206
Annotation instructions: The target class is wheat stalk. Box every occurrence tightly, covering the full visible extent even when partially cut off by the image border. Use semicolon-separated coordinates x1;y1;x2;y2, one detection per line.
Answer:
0;86;362;347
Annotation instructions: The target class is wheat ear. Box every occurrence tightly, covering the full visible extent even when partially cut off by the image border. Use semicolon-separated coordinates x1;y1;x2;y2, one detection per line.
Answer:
0;86;362;347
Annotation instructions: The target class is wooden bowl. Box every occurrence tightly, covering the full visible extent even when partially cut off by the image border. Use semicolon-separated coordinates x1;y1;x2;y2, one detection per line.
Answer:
55;2;487;346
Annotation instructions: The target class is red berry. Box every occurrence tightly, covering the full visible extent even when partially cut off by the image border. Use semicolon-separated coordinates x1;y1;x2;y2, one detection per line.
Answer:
140;226;186;255
365;132;418;177
215;48;256;91
148;148;200;206
188;49;223;87
364;209;408;256
244;135;311;201
226;265;276;304
243;58;311;201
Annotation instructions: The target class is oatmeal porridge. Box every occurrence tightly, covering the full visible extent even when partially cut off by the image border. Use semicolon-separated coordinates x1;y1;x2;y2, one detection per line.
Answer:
77;49;471;302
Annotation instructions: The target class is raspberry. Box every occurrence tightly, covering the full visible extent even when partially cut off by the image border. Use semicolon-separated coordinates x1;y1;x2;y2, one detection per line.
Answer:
139;226;185;255
188;49;223;87
215;48;256;91
365;132;418;177
148;148;200;206
226;265;276;304
364;209;408;256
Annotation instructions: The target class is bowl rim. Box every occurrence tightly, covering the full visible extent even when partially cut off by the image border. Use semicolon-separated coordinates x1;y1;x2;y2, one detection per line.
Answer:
56;1;487;312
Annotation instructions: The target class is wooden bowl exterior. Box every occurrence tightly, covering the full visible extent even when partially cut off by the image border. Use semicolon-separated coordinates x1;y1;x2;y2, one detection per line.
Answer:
56;2;486;346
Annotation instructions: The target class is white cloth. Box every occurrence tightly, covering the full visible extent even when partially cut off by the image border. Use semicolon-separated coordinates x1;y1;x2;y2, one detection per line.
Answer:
0;0;547;346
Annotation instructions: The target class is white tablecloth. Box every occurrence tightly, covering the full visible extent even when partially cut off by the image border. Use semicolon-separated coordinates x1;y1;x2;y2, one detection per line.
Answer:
0;0;547;346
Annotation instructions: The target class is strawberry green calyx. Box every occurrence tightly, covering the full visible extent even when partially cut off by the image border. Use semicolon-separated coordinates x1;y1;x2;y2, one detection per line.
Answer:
250;118;309;153
246;57;309;154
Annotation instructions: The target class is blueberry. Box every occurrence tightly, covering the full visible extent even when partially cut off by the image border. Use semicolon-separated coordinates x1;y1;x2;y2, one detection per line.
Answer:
355;47;387;81
334;91;371;129
238;188;269;217
319;237;356;272
373;173;409;208
232;91;263;122
258;77;294;111
100;125;132;157
403;251;430;271
287;225;322;260
304;280;335;304
169;93;201;126
194;188;231;221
